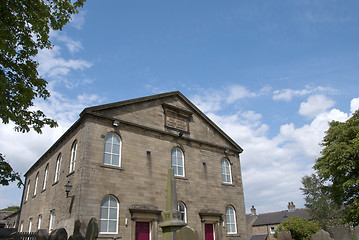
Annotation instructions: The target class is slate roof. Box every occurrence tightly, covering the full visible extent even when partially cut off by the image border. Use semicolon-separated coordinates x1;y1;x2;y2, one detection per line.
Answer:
246;214;256;225
252;208;311;226
248;233;268;240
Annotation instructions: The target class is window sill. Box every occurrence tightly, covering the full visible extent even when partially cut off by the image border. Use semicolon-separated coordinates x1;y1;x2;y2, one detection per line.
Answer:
41;188;46;193
52;181;58;186
100;164;124;171
226;234;240;238
222;183;235;187
175;176;188;180
67;171;75;177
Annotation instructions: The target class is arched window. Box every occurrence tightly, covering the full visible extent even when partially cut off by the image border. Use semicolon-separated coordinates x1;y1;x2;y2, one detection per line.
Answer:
171;147;184;177
25;180;30;201
221;158;232;184
54;154;62;183
177;201;187;223
103;133;121;167
69;140;77;173
33;173;39;196
99;195;119;234
43;164;49;190
225;205;237;234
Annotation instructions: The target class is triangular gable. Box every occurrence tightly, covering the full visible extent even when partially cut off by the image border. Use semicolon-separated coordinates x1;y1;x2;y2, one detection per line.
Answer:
81;91;243;153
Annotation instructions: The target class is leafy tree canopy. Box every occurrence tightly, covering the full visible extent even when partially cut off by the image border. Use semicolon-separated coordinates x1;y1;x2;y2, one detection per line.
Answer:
1;0;85;133
1;205;20;211
300;174;344;230
314;109;359;226
0;153;22;187
0;0;86;187
274;216;321;240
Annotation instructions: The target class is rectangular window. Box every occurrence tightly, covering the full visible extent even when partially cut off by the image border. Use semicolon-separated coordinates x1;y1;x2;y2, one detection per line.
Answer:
270;227;275;234
20;221;23;232
49;210;55;232
28;218;33;233
25;181;30;201
38;215;42;230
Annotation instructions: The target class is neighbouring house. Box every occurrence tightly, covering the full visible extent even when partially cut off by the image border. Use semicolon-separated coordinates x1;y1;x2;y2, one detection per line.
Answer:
18;91;247;240
0;210;19;228
246;202;311;240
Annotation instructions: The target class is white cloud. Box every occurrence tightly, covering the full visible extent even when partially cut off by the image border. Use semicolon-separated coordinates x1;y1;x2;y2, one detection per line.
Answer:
226;85;256;103
298;95;335;118
70;10;87;30
273;85;337;101
350;97;359;114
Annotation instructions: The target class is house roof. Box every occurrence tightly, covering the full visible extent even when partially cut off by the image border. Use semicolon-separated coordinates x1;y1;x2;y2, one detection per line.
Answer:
25;91;243;177
252;208;311;226
246;214;256;225
248;233;268;240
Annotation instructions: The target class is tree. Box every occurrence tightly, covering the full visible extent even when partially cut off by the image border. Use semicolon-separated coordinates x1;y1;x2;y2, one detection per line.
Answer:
0;0;86;186
274;216;321;240
0;153;22;187
300;174;344;230
1;205;20;212
314;109;359;226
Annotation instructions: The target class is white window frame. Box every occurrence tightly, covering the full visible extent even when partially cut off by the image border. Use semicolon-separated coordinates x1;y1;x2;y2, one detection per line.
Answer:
171;147;185;177
49;210;55;232
103;133;122;167
28;218;33;233
37;215;42;230
54;154;62;183
25;180;30;201
177;201;187;223
69;140;77;173
270;226;275;234
99;195;119;234
225;205;237;234
33;173;39;196
221;158;232;184
20;221;23;232
43;164;48;190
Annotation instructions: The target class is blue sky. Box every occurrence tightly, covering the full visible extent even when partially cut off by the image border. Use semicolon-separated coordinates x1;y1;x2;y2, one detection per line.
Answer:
1;0;359;214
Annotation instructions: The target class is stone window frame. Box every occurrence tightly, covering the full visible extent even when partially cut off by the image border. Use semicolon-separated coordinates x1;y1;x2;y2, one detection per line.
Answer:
28;217;33;233
69;140;78;173
178;201;187;223
221;158;232;184
42;164;49;191
33;172;39;196
49;210;55;232
54;153;62;183
99;195;119;234
225;205;237;234
171;147;185;177
37;214;42;230
25;180;30;202
103;133;122;167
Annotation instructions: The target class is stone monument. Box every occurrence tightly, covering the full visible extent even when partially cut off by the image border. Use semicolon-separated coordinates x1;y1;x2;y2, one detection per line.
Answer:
159;168;186;240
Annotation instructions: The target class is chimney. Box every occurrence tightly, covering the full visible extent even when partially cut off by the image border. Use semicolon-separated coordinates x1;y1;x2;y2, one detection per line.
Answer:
287;202;295;212
250;205;256;215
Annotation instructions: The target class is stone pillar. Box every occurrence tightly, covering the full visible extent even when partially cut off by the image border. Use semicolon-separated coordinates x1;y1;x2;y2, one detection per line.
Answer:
159;169;186;240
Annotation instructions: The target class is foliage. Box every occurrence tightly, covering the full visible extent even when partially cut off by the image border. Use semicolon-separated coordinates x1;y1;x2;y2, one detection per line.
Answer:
0;0;86;187
0;0;86;133
300;174;344;230
0;205;20;211
314;109;359;226
274;216;321;240
0;153;22;187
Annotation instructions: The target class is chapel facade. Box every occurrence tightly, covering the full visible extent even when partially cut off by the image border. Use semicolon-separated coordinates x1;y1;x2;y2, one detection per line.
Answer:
19;91;247;240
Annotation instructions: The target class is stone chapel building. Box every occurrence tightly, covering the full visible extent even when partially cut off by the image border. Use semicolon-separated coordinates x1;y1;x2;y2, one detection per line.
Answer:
18;91;247;240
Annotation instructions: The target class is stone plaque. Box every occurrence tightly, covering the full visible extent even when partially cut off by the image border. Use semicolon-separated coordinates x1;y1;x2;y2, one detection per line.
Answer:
164;109;189;132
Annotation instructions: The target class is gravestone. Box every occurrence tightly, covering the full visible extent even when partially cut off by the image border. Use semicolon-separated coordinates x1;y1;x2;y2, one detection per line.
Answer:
276;231;293;240
85;218;98;240
354;225;359;240
68;220;84;240
48;228;67;240
311;230;333;240
175;226;200;240
37;229;49;240
330;227;351;240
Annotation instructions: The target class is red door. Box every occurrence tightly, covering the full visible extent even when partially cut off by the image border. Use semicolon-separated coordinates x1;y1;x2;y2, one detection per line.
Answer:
205;224;214;240
136;222;150;240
